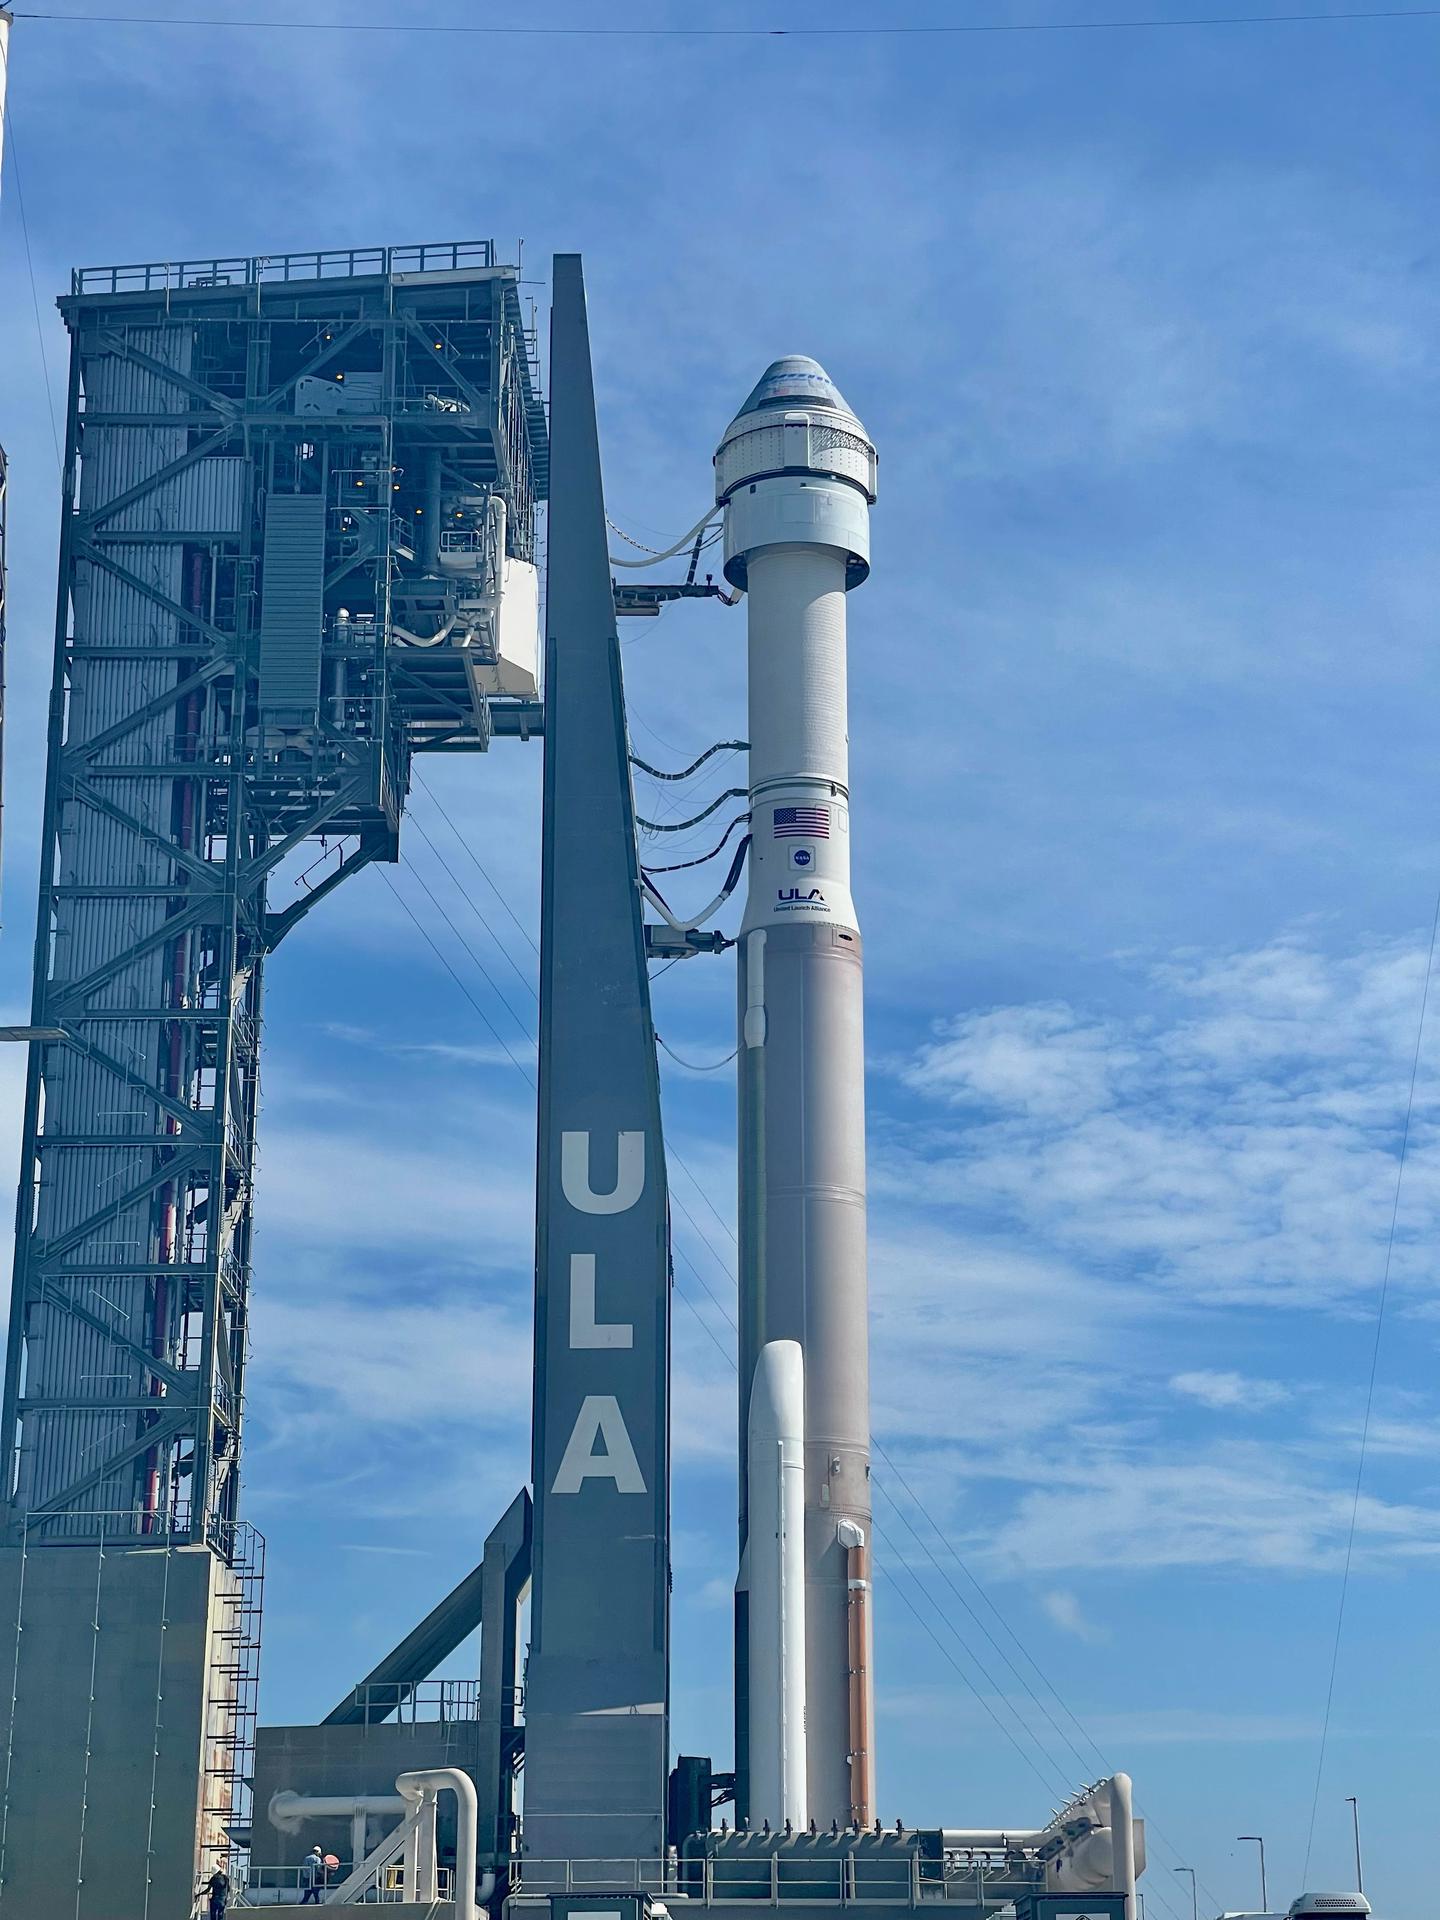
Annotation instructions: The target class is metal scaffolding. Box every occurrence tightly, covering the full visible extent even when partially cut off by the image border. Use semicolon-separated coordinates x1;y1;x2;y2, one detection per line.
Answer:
0;239;546;1915
1;238;545;1555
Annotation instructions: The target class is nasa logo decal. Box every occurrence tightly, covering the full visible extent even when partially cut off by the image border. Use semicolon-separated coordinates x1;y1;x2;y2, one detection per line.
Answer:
791;847;813;869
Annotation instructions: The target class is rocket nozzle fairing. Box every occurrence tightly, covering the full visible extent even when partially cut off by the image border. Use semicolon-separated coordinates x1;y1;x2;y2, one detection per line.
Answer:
721;357;877;1830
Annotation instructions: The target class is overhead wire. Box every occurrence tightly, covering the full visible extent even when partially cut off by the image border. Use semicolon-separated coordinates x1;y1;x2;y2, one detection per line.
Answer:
879;1548;1073;1806
868;1437;1222;1913
383;847;740;1376
397;777;747;1333
406;808;539;1009
1301;880;1440;1880
0;76;62;469
377;870;534;1089
15;6;1440;33
411;766;540;958
404;857;538;1050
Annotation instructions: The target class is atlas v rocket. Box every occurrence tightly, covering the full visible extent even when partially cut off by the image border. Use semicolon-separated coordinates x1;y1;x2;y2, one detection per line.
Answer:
716;358;880;1832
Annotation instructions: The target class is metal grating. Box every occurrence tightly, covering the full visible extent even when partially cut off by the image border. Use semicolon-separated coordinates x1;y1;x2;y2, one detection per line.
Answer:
257;495;326;713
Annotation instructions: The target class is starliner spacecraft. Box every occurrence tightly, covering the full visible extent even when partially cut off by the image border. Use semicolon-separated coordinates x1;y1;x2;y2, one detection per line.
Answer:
718;357;879;1832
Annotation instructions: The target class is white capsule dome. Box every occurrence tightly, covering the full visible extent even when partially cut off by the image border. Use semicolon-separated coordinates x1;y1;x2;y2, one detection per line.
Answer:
715;357;877;591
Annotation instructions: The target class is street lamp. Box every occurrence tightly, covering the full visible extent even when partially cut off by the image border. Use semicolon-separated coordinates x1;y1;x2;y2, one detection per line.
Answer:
1345;1798;1364;1895
1173;1866;1198;1920
1237;1836;1268;1912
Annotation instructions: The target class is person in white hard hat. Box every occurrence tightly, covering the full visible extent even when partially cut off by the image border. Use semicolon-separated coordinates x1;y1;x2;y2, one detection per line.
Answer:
299;1844;325;1904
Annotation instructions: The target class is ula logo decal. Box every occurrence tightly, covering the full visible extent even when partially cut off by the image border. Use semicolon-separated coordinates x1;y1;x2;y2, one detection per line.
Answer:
779;887;826;902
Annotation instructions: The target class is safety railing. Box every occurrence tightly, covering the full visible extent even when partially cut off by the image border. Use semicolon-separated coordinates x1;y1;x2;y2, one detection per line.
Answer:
514;1848;1035;1906
74;241;498;296
235;1863;453;1905
515;1858;672;1896
328;1679;482;1724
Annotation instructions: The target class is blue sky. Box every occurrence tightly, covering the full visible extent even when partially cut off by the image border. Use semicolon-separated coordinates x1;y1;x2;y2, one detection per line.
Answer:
0;3;1438;1915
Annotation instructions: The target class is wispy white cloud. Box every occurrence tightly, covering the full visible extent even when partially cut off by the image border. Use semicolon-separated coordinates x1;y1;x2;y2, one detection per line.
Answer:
1170;1370;1292;1412
885;932;1440;1314
986;1444;1440;1576
1041;1588;1107;1644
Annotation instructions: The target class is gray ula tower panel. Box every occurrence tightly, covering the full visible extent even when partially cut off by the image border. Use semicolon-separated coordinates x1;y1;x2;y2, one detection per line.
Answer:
523;255;672;1880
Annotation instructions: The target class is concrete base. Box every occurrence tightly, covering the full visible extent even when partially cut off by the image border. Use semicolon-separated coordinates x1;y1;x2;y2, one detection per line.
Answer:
0;1538;228;1920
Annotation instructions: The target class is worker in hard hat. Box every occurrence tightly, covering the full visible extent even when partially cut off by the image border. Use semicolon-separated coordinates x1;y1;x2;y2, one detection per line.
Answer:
299;1844;325;1904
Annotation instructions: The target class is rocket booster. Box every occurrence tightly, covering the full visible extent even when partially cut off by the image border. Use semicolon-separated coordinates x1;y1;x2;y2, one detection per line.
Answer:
716;358;879;1830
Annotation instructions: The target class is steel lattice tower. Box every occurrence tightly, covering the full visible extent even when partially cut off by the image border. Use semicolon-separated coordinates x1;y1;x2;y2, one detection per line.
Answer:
0;241;545;1918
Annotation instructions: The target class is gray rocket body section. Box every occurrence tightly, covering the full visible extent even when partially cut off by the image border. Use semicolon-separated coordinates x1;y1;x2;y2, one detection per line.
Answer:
719;359;879;1829
738;922;870;1825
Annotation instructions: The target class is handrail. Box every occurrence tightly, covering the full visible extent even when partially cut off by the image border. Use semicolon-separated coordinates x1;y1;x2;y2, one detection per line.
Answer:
73;241;500;297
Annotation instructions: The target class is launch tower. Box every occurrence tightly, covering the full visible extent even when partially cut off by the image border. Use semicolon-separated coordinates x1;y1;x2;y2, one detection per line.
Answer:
0;241;545;1918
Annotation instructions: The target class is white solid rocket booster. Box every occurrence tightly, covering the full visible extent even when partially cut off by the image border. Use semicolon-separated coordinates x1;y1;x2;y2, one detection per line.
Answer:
745;1339;808;1826
716;357;879;1829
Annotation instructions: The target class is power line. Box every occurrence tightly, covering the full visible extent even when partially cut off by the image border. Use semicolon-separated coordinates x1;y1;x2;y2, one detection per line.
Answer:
869;1436;1224;1914
876;1544;1076;1807
411;766;540;958
407;807;539;1009
0;83;62;470
376;869;535;1089
404;858;539;1052
14;6;1440;33
1302;885;1440;1879
384;859;737;1389
406;775;747;1322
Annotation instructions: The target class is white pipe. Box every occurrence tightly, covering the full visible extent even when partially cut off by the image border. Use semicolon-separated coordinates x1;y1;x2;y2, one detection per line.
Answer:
403;1806;421;1904
1111;1771;1137;1920
748;1340;807;1827
397;1767;483;1920
609;503;715;568
641;875;737;935
267;1789;405;1832
391;613;461;649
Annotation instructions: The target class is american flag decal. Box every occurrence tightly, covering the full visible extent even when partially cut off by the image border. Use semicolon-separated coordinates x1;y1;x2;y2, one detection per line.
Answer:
773;806;830;839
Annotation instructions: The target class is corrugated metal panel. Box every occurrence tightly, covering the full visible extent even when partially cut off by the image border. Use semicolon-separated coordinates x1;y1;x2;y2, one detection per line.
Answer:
258;494;325;713
102;457;248;536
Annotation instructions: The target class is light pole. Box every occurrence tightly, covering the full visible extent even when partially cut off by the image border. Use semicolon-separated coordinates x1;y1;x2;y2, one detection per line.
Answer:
1174;1866;1198;1920
1237;1835;1268;1912
1345;1797;1364;1895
